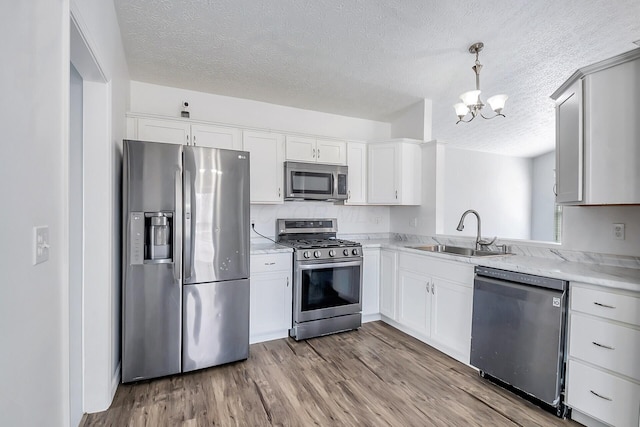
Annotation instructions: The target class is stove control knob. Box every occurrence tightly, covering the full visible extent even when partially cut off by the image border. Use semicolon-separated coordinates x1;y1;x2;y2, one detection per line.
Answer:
343;249;350;256
329;250;336;257
303;251;310;259
314;250;322;258
352;248;359;256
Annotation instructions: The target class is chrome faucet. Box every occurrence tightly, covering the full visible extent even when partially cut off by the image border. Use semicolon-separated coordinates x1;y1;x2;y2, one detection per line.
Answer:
456;209;496;250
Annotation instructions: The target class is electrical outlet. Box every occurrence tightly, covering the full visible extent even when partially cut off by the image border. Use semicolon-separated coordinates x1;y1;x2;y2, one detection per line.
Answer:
410;218;418;228
613;223;625;240
33;225;50;265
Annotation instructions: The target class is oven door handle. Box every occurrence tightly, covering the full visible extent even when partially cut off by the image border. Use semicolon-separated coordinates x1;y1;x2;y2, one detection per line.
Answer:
297;259;362;270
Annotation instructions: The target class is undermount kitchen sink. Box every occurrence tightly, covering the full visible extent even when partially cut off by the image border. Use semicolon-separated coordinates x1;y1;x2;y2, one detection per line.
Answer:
408;244;508;257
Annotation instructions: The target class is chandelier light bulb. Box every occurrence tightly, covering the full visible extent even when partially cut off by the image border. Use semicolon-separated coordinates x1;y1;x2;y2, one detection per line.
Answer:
460;90;481;108
487;94;508;113
454;102;469;118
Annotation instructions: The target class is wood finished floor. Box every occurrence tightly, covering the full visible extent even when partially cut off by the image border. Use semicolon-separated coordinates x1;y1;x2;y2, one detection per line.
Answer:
81;322;579;426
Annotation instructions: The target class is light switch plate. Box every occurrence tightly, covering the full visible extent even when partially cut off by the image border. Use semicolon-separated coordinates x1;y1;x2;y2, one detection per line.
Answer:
33;225;50;265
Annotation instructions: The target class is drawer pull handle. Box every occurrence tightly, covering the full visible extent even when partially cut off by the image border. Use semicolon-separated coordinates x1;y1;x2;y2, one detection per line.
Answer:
589;390;613;402
592;341;615;350
593;301;615;309
264;262;275;266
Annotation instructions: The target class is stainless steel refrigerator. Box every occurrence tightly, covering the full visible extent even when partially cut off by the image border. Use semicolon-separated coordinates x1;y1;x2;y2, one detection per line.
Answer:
122;139;250;383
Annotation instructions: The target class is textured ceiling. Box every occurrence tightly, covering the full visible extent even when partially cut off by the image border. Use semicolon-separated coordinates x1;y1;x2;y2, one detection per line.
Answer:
113;0;640;157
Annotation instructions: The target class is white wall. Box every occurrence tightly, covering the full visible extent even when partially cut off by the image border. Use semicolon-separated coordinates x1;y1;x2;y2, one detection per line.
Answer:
389;99;433;141
0;2;68;425
530;151;556;241
130;81;391;141
563;205;640;256
440;148;532;240
72;0;130;413
251;203;390;239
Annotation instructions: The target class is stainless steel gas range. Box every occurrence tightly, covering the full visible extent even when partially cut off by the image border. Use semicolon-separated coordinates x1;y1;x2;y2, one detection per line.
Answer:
276;218;363;341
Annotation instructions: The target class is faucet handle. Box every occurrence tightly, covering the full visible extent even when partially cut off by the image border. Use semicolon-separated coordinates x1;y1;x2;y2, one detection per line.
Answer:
478;236;497;250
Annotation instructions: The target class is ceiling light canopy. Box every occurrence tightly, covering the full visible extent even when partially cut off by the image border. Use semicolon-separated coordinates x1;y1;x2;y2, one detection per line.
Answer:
454;42;508;124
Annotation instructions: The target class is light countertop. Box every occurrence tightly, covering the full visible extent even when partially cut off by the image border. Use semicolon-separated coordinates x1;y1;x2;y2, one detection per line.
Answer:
359;239;640;292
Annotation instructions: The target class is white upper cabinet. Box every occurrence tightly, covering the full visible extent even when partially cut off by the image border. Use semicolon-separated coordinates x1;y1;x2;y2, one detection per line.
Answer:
191;124;242;150
345;141;367;205
285;135;346;165
367;139;422;205
242;130;285;204
552;49;640;205
135;117;191;145
128;115;242;150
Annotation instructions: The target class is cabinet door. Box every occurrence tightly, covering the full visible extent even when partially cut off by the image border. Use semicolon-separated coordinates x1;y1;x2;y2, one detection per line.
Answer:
368;143;398;204
285;136;316;162
345;141;367;204
379;249;397;319
584;59;640;204
243;130;284;204
316;139;347;165
137;118;190;145
555;80;583;204
430;278;472;362
249;271;292;344
397;269;430;335
191;124;241;150
362;248;380;317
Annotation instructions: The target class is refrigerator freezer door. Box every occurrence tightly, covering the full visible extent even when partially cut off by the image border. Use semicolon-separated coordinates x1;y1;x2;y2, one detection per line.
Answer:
182;279;250;372
122;140;183;382
183;147;250;284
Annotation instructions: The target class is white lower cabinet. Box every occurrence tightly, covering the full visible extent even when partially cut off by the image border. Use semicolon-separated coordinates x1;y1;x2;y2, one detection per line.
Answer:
566;283;640;427
397;269;431;335
394;252;473;364
362;248;380;320
249;253;292;344
379;249;398;320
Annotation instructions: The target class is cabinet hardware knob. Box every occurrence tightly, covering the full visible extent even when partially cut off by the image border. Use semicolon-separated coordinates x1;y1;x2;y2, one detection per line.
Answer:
395;190;398;199
278;188;281;198
286;277;289;287
592;341;615;350
432;283;434;294
312;148;316;158
193;135;196;146
317;149;320;158
593;301;615;309
589;390;612;401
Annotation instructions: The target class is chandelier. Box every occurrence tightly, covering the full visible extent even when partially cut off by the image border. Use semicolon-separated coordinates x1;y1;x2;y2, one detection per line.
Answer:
454;42;508;124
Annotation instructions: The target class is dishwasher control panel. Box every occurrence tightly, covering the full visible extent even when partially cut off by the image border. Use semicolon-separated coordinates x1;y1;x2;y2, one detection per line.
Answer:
475;266;567;291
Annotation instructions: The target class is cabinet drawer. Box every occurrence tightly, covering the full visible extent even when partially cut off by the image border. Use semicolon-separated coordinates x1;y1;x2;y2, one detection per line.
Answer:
569;313;640;381
567;360;640;427
571;285;640;326
250;253;291;274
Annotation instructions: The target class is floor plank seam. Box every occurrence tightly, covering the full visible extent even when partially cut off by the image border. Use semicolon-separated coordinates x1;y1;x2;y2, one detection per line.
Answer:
354;355;385;383
458;386;524;427
251;379;273;425
305;340;329;363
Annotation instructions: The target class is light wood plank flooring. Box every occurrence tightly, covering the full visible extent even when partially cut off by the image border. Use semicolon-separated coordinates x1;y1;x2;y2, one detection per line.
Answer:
81;322;579;426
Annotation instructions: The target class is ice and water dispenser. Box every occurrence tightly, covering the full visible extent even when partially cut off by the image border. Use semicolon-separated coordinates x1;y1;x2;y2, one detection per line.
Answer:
129;211;174;264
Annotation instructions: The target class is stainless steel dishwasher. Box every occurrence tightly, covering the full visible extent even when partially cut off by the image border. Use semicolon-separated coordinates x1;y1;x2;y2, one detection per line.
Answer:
471;266;569;416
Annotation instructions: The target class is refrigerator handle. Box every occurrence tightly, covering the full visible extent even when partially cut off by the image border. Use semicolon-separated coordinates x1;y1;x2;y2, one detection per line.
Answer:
174;169;182;283
183;169;192;280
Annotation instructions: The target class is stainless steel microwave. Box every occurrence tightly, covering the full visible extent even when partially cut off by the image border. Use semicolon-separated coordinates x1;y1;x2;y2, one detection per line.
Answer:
284;161;348;201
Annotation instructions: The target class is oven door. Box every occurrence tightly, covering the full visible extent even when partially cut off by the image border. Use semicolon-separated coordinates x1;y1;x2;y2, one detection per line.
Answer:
293;258;363;323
